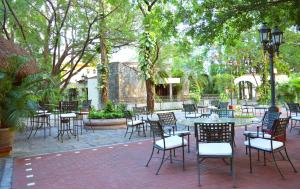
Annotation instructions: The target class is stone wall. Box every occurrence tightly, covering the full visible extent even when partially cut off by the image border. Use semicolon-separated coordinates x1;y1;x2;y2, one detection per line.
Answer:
108;62;120;102
117;62;147;102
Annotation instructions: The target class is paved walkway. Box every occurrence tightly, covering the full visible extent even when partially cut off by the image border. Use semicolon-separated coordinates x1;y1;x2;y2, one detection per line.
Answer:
12;110;185;158
12;128;300;189
1;109;299;189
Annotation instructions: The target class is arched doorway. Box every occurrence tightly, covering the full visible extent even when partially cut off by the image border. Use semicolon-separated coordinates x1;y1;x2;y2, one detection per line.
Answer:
238;81;253;100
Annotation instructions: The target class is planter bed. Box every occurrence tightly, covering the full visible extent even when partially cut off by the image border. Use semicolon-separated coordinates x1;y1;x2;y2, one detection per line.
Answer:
83;118;126;130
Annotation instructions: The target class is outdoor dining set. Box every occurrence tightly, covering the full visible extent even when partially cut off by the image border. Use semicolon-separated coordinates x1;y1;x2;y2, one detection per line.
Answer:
25;100;93;142
124;102;299;186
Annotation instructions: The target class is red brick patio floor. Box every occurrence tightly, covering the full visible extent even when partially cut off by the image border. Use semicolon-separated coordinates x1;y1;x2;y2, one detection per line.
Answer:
13;127;300;189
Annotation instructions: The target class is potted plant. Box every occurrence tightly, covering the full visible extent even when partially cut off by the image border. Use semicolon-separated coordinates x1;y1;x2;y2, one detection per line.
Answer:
84;101;128;129
0;56;39;157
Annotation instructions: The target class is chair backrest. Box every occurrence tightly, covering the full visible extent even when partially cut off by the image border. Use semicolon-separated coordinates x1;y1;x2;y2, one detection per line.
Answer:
81;100;92;110
270;117;290;142
210;100;219;107
194;122;234;144
60;101;78;113
183;104;197;113
211;109;232;118
132;106;148;117
218;102;229;110
147;120;164;140
262;111;281;130
124;110;133;120
287;103;300;115
157;112;177;127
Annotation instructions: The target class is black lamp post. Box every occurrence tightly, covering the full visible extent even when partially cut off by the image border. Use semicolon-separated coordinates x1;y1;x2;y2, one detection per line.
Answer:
259;23;283;112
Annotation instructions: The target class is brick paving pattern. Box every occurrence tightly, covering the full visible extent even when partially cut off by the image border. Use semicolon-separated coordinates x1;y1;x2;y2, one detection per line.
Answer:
12;127;300;189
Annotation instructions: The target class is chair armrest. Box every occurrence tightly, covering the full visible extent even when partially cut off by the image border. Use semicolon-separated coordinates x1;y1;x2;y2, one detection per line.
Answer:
245;132;272;140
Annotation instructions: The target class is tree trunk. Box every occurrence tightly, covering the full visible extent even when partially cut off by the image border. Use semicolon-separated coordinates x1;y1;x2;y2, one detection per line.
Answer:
146;79;155;112
100;34;109;105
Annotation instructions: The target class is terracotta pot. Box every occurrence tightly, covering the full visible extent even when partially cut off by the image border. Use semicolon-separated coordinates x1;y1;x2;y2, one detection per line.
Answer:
0;128;15;157
83;118;126;130
229;105;235;110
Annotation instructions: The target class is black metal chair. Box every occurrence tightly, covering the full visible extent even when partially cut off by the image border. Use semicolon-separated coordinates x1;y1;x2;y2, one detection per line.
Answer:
241;100;255;115
78;100;94;133
183;104;202;118
218;102;229;109
244;117;297;178
243;111;281;156
194;122;235;187
210;100;219;108
146;120;187;175
244;111;281;138
132;106;149;130
58;101;79;142
132;106;148;119
286;103;300;132
81;100;92;110
124;110;145;140
157;112;191;152
26;105;51;139
211;109;233;118
286;103;300;116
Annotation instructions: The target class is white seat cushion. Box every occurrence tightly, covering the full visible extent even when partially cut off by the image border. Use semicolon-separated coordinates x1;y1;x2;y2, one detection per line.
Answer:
77;111;89;115
127;120;143;126
198;143;232;156
243;131;271;138
186;113;202;118
174;130;191;135
36;110;48;113
35;112;51;117
291;116;300;121
155;136;187;150
244;138;283;151
60;113;77;118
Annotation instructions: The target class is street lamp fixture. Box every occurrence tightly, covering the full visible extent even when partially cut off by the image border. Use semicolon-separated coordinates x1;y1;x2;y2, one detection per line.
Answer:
259;23;283;112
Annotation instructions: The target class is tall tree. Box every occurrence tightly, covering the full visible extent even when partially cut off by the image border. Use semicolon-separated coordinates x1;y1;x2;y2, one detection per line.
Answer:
95;0;136;106
0;0;101;91
136;0;177;111
180;0;300;45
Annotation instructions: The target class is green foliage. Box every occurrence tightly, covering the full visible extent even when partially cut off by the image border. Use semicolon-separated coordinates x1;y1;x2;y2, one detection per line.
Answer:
279;30;300;72
277;83;297;104
171;68;184;78
189;93;201;104
138;31;156;80
104;101;114;113
88;101;125;119
277;75;300;103
180;0;299;45
88;111;124;119
219;92;229;103
213;74;235;94
0;56;40;129
257;86;271;105
234;114;256;118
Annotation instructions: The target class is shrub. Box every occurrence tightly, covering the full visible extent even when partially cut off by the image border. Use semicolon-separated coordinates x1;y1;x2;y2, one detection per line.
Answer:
88;101;126;119
88;111;124;119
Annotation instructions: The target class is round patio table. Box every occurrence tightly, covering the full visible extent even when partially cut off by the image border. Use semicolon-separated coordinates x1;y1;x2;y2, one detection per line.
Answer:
254;105;269;116
177;117;261;128
177;117;261;146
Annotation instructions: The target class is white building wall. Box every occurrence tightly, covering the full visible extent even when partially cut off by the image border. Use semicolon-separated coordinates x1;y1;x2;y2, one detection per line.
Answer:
87;77;99;109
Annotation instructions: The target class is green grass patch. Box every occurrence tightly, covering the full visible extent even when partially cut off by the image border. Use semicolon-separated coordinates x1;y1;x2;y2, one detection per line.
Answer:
234;114;256;118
